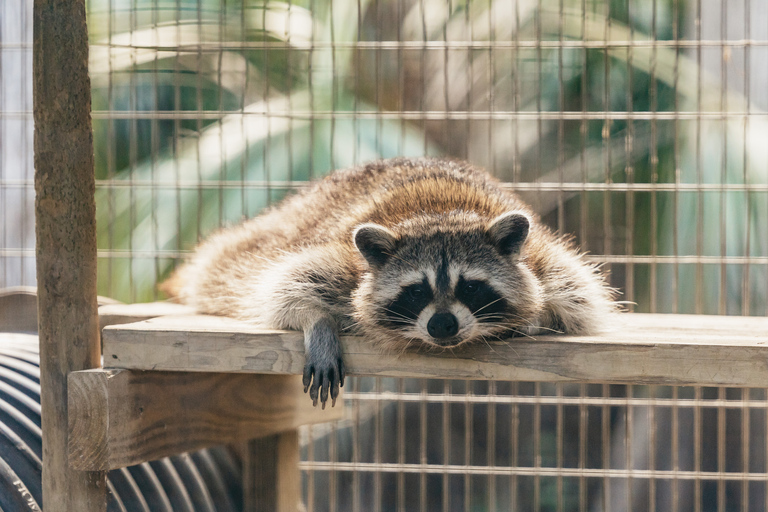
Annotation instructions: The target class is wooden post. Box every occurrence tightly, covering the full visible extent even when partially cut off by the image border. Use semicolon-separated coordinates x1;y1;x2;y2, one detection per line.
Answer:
242;431;302;512
33;0;106;509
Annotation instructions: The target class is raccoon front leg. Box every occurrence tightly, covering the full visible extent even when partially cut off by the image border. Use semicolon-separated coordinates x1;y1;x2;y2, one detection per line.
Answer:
255;247;355;407
302;317;345;408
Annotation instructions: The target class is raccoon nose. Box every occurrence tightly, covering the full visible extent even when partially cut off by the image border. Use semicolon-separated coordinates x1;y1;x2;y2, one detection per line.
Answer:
427;312;459;339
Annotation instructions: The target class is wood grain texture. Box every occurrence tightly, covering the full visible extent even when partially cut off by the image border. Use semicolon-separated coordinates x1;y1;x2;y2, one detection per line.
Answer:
68;369;342;471
34;0;105;507
103;313;768;387
242;431;301;512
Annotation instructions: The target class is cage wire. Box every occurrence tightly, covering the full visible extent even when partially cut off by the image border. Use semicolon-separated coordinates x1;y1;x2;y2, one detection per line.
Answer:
3;0;768;510
0;0;34;289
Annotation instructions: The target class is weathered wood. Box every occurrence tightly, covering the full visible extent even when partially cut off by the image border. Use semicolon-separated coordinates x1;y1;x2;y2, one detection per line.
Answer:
68;369;342;471
98;302;196;330
0;287;123;333
34;0;105;508
103;313;768;387
242;431;301;512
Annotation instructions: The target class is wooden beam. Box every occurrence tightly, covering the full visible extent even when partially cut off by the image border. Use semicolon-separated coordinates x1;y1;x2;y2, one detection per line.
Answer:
102;313;768;387
68;369;342;472
34;0;104;508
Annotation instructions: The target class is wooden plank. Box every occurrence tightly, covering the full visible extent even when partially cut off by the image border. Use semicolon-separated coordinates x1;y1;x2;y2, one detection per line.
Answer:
98;302;196;330
68;369;342;471
241;431;301;512
34;0;105;507
103;313;768;387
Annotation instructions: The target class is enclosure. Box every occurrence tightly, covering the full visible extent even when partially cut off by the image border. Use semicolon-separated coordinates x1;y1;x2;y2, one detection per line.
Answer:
3;0;768;510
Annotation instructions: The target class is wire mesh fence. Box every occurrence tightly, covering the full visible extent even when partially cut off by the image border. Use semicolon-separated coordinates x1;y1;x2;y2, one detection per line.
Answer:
0;0;34;289
3;0;768;510
303;380;768;511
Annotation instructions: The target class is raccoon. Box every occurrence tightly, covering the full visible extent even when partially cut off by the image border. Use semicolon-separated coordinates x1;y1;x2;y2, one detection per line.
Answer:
162;157;616;407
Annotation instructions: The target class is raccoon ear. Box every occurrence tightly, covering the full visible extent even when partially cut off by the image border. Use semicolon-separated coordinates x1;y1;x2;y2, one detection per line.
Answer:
353;224;398;269
487;212;530;256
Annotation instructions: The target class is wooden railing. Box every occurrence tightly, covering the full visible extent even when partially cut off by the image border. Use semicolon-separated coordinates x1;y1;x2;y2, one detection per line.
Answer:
64;305;768;511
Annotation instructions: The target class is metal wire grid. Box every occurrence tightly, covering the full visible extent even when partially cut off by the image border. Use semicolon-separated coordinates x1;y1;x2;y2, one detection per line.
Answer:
0;0;34;289
75;0;768;315
2;0;768;510
302;380;768;512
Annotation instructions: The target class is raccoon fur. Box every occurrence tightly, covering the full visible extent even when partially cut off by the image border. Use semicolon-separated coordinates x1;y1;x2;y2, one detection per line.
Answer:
162;157;616;407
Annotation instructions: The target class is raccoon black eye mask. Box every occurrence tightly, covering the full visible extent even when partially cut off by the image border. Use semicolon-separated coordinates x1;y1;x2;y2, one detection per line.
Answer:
164;157;616;407
380;276;507;343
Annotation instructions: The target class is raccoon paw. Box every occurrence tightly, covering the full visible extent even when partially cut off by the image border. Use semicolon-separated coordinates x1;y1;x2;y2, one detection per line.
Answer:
303;355;345;409
302;318;346;408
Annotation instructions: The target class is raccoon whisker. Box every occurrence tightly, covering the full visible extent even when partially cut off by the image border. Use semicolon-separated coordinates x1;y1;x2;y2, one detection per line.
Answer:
478;334;499;355
474;314;507;322
382;315;412;323
473;308;532;325
481;311;563;335
382;307;411;318
470;297;507;316
499;311;539;324
384;319;415;328
388;321;416;327
399;337;420;355
504;341;520;357
341;320;364;331
527;324;564;334
382;308;417;323
496;319;563;335
472;309;531;322
481;321;538;341
487;320;536;332
507;328;537;341
474;315;531;329
481;316;562;335
385;317;415;325
480;333;519;357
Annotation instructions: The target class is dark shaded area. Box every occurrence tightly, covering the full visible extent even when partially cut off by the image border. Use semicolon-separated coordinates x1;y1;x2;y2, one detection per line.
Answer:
0;333;243;511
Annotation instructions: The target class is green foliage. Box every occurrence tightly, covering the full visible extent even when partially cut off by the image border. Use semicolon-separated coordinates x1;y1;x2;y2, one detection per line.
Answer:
88;0;765;316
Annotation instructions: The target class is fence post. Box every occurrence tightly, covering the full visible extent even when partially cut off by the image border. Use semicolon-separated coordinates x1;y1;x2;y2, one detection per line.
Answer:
242;431;302;512
33;0;106;509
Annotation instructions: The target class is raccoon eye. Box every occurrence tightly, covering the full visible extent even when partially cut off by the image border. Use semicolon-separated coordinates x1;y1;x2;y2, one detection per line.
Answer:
462;280;482;295
408;285;427;300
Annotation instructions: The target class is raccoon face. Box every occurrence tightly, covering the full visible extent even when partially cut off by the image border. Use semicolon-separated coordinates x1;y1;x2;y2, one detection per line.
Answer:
352;212;544;350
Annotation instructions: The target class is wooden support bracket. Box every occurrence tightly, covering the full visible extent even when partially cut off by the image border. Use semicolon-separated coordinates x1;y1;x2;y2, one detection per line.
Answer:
68;369;342;471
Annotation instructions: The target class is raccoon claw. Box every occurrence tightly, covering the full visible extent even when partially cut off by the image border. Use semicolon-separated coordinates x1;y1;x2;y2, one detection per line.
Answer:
302;358;344;408
302;365;312;393
303;317;345;408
